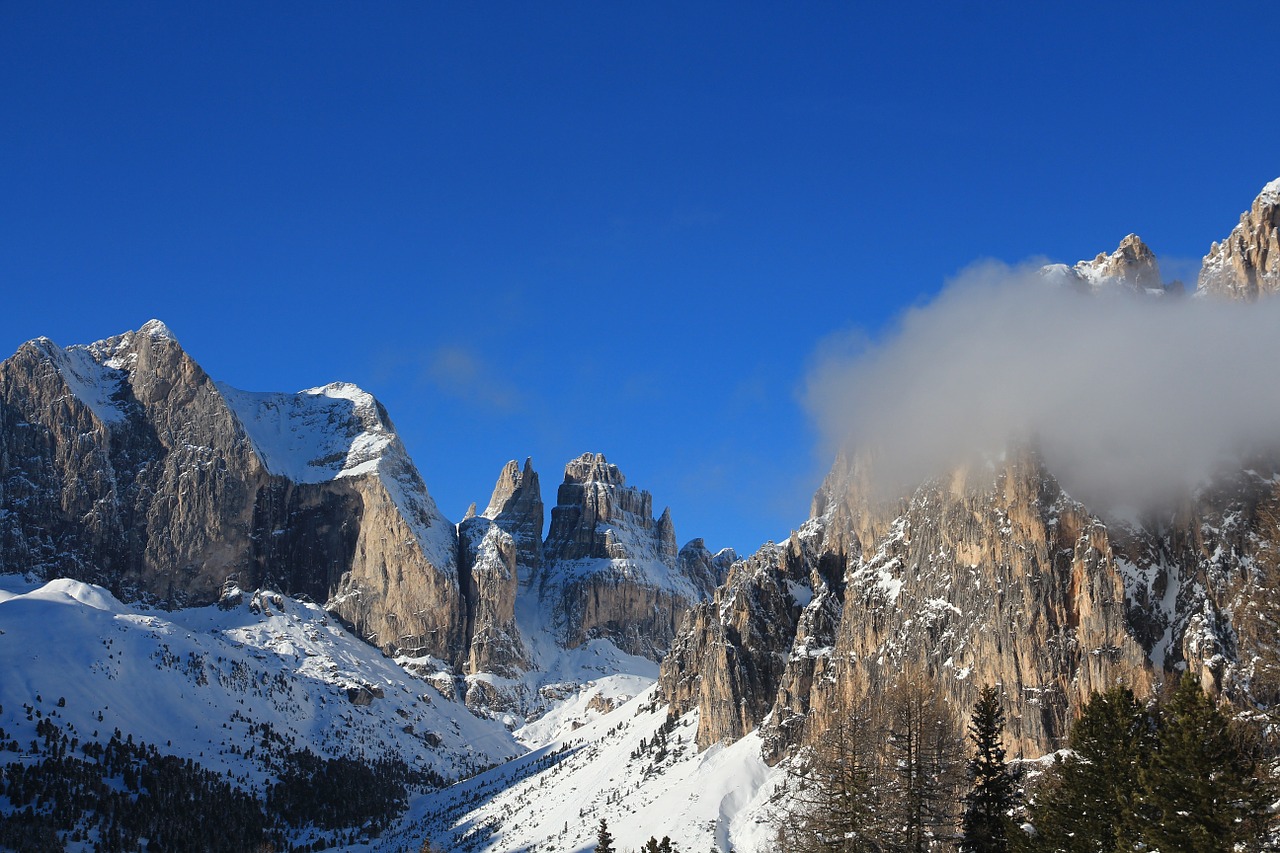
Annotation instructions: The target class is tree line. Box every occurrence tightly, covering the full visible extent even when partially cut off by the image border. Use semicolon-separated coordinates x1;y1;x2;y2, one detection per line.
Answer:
775;675;1273;853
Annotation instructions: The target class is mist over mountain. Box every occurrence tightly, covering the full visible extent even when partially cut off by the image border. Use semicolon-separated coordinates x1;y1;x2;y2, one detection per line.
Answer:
805;259;1280;510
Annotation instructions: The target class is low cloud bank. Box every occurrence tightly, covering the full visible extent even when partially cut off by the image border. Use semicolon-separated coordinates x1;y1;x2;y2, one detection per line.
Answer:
805;261;1280;509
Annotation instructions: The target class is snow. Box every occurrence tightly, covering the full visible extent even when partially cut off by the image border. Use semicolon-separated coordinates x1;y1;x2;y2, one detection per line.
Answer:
0;575;522;811
786;578;814;607
218;382;396;484
49;343;130;424
219;380;459;570
1259;176;1280;206
410;685;787;853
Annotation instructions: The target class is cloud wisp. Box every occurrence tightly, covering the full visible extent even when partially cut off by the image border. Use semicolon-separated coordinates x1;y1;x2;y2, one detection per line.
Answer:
805;261;1280;510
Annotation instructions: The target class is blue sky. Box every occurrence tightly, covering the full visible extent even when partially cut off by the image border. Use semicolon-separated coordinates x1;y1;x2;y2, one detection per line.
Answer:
3;3;1278;555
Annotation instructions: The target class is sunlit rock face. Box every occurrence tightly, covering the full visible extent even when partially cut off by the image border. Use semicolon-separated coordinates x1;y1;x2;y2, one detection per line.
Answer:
1198;178;1280;300
0;321;465;660
661;182;1280;761
458;459;537;678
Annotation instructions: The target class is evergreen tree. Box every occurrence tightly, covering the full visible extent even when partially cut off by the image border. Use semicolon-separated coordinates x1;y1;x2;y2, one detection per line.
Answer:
1025;686;1152;852
960;686;1016;853
1134;673;1270;853
595;817;616;853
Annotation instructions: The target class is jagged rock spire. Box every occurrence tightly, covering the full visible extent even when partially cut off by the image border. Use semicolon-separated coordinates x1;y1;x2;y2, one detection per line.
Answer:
1198;177;1280;300
480;457;544;572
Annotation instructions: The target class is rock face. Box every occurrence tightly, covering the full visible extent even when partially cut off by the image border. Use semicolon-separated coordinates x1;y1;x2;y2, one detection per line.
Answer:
538;452;703;658
481;457;545;576
660;534;830;750
0;322;464;659
661;448;1154;758
1041;234;1172;294
676;538;738;598
1074;233;1164;291
1198;178;1280;299
457;459;539;677
659;182;1280;762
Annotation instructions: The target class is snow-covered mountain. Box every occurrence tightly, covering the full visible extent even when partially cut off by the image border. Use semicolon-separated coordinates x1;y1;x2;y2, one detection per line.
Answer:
0;574;518;850
3;176;1280;852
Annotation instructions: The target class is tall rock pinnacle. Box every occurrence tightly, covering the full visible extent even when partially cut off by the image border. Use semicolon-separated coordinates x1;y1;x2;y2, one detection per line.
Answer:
1198;177;1280;300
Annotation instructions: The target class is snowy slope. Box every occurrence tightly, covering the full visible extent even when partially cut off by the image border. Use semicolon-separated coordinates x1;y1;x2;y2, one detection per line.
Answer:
0;574;523;847
218;382;396;484
411;684;786;853
219;380;458;573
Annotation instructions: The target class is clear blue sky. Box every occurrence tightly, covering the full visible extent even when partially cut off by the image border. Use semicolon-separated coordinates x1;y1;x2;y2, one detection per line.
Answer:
3;3;1277;555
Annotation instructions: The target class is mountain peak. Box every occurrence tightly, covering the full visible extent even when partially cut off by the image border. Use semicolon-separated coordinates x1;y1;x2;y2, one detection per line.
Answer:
1072;233;1163;291
562;451;626;487
138;318;177;342
1198;178;1280;300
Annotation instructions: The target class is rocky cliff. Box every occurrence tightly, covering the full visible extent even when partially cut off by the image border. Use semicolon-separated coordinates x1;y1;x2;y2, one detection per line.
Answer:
659;178;1280;761
1199;177;1280;299
0;322;464;660
457;459;540;678
537;452;709;658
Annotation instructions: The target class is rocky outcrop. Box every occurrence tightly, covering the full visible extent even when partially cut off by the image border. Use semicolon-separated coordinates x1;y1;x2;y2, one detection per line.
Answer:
661;446;1154;758
479;458;544;576
538;452;703;658
457;459;538;678
458;518;526;677
0;322;465;660
1198;178;1280;299
0;322;266;602
1041;234;1174;294
1075;233;1164;291
676;538;738;599
661;533;832;750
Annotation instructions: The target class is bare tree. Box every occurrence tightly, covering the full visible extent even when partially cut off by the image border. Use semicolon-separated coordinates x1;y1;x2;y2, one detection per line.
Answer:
779;700;890;853
882;680;966;852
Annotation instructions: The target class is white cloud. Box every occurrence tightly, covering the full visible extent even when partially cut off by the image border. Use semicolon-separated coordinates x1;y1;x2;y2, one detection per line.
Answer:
805;261;1280;509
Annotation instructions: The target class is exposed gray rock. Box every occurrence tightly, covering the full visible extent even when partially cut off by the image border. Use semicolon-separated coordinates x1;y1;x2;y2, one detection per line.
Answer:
677;538;739;598
458;514;527;678
481;457;544;577
1041;234;1172;294
539;452;705;658
0;322;465;660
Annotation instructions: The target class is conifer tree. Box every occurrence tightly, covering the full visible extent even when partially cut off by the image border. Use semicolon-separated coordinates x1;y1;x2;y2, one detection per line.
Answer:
960;686;1016;853
594;817;616;853
1134;673;1270;853
1025;686;1151;853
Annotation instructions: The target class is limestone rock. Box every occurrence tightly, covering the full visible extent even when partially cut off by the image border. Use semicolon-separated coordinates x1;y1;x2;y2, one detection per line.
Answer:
676;538;739;598
480;457;544;577
539;452;704;658
1041;234;1169;294
0;322;465;660
662;446;1155;758
659;539;813;750
1198;178;1280;299
458;516;527;678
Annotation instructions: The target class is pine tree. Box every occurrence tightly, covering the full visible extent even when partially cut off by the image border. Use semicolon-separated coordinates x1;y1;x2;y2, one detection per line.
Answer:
594;817;616;853
1134;673;1270;853
1025;686;1152;853
960;686;1016;853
